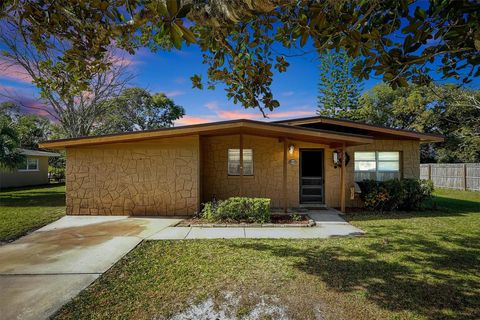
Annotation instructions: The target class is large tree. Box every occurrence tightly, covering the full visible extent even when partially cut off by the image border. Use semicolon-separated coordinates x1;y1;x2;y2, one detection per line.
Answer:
1;1;478;115
356;84;480;163
0;15;133;138
95;88;185;135
317;50;362;118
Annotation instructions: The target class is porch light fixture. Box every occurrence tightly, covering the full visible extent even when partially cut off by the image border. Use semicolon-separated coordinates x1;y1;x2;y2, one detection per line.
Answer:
288;144;295;155
333;150;341;168
333;150;350;168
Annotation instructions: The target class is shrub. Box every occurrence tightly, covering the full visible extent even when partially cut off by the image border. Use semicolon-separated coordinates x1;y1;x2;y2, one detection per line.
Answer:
401;179;434;210
357;179;433;212
201;197;271;223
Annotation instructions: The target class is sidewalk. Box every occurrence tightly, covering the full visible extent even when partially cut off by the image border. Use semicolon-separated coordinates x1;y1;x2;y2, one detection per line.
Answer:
148;209;364;240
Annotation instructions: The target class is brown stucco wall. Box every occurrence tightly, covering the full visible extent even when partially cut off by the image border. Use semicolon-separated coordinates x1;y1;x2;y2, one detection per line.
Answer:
345;139;420;207
66;136;199;215
0;156;49;189
201;135;341;208
201;135;420;209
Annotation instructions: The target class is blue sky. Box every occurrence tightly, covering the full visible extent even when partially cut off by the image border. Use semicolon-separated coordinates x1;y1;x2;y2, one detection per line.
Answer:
0;37;385;125
1;23;478;125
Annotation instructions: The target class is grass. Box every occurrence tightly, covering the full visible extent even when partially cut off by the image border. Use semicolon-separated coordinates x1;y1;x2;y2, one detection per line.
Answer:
0;184;65;243
54;189;480;320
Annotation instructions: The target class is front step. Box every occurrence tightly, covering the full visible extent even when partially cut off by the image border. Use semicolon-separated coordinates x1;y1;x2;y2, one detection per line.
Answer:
299;203;328;209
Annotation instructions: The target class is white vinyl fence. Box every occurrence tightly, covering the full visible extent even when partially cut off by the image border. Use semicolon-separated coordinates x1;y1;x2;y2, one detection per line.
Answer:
420;163;480;191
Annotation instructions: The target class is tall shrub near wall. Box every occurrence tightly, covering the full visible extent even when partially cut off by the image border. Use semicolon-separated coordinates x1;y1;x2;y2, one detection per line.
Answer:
357;179;433;212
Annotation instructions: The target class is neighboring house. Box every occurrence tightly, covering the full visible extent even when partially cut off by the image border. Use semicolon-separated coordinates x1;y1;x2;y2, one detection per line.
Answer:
0;149;60;189
39;116;443;215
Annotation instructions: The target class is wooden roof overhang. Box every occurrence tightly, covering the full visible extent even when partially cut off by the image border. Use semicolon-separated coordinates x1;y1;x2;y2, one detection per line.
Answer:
275;116;445;142
39;119;374;149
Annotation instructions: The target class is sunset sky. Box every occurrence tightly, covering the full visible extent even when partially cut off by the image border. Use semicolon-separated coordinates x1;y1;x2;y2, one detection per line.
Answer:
1;37;478;126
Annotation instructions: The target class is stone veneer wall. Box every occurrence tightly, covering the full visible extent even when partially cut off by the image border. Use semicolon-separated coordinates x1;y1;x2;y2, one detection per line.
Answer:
66;136;199;215
201;135;420;209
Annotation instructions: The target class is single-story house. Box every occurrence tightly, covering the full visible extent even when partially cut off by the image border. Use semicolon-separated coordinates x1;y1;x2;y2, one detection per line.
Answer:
0;149;60;189
39;116;443;215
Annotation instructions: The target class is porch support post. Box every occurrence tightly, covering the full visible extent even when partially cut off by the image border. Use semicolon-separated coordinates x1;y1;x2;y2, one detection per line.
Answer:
239;133;244;197
283;138;288;213
340;143;346;213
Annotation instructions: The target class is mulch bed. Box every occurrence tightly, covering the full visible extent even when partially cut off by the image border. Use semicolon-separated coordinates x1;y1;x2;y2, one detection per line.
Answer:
176;214;315;227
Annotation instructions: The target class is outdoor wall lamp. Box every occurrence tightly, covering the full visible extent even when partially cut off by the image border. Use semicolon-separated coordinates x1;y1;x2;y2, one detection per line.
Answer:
333;150;350;168
288;144;295;155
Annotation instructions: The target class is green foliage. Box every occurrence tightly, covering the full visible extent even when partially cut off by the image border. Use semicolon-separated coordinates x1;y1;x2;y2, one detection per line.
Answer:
2;1;479;114
0;117;24;170
291;213;302;222
94;87;185;134
317;50;362;118
401;179;434;211
0;101;53;149
357;179;433;212
15;114;52;149
201;197;271;223
355;84;480;163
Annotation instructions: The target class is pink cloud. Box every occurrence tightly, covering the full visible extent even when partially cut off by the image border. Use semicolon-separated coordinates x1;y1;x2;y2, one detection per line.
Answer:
0;85;57;120
216;109;259;120
174;101;316;127
0;57;33;83
175;115;218;125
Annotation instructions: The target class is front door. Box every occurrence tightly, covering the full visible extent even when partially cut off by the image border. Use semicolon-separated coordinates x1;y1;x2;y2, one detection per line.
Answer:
300;150;324;204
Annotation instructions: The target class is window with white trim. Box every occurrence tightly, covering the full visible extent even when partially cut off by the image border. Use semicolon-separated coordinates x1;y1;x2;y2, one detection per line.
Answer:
228;149;253;176
18;158;39;171
354;151;400;181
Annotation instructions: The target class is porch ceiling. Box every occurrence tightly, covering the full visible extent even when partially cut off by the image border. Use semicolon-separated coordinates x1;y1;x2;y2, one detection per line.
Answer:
39;119;373;149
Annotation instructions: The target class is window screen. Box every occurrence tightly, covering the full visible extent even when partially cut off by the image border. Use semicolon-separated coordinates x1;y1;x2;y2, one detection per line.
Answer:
18;158;39;171
228;149;253;176
354;151;400;181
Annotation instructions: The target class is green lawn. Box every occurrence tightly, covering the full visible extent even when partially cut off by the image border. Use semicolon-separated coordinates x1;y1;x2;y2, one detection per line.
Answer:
0;184;65;243
54;189;480;320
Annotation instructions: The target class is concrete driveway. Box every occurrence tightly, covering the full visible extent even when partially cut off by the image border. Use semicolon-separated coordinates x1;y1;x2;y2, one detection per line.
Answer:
0;216;181;320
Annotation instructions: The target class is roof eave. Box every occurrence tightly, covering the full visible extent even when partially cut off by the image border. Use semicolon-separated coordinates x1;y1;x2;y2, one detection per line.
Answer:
39;119;374;149
275;116;445;143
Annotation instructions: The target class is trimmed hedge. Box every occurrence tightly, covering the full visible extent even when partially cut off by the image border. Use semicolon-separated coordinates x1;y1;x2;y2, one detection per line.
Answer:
201;197;271;223
357;179;434;212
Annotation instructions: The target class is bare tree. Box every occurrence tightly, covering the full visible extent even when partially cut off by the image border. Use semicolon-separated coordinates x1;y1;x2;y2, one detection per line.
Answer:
0;14;133;138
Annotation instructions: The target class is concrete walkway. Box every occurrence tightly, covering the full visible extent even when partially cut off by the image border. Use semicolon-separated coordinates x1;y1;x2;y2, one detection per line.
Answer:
0;216;181;320
148;209;364;240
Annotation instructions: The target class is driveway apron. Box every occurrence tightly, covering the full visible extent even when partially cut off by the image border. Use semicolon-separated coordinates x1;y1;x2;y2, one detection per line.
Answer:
0;216;181;320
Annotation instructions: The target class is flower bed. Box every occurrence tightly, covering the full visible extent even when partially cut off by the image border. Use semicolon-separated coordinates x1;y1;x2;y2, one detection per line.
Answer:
176;213;315;227
178;197;316;227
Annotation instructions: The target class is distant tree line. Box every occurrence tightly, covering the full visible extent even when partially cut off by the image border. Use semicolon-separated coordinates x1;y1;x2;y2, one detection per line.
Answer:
317;51;480;163
0;88;185;169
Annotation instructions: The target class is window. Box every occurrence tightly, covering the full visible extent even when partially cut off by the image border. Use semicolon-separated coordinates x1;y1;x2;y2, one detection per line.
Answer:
354;151;400;181
228;149;253;176
18;158;39;171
